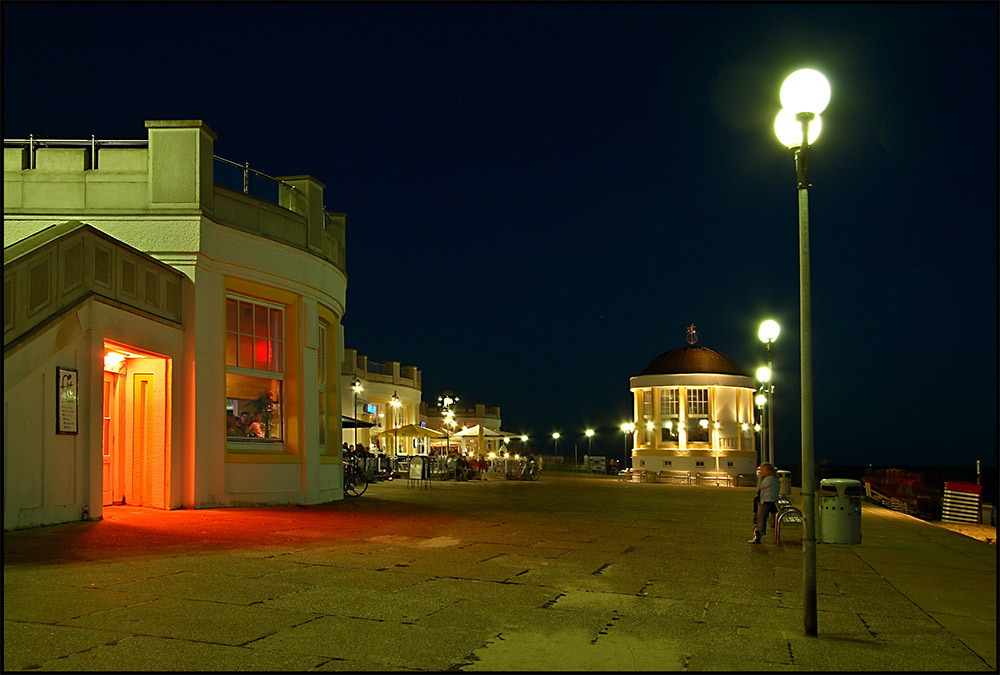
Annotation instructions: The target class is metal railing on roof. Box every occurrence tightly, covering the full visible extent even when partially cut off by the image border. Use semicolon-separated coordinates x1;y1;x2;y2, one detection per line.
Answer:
3;136;338;228
4;135;147;170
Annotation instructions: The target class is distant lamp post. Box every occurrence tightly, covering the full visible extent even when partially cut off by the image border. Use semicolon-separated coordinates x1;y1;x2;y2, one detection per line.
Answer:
351;376;363;449
775;67;829;638
755;367;772;466
439;393;459;456
755;390;768;465
389;391;402;456
552;432;560;458
620;422;635;468
758;320;780;465
585;429;594;472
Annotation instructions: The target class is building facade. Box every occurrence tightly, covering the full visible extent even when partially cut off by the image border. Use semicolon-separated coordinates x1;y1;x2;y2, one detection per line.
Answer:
340;347;422;454
628;344;758;479
4;120;348;529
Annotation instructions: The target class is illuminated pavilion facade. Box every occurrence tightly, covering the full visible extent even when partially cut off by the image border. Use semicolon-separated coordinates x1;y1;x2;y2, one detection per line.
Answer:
628;342;759;480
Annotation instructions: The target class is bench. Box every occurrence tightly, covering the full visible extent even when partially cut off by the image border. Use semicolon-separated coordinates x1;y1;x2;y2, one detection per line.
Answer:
656;470;692;485
695;471;733;487
774;494;804;546
630;469;650;483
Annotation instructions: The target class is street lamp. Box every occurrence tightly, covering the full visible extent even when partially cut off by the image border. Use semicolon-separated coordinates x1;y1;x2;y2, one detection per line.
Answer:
755;390;768;466
775;67;829;638
620;422;635;469
755;366;771;466
351;376;363;450
389;391;401;456
758;320;780;465
438;393;458;456
585;429;594;472
552;432;560;457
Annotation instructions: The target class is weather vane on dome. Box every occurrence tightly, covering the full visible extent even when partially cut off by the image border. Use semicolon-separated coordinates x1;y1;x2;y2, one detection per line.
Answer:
686;324;698;345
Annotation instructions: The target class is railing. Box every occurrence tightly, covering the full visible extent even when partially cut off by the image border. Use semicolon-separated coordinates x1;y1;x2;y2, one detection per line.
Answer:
3;137;338;228
212;155;308;214
366;360;388;374
4;136;147;170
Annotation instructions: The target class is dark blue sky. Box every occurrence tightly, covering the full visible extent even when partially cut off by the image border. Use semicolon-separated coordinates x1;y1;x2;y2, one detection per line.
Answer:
4;2;996;468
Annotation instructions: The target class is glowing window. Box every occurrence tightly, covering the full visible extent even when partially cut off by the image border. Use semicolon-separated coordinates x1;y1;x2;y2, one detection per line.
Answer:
686;389;710;443
686;388;709;416
225;295;284;443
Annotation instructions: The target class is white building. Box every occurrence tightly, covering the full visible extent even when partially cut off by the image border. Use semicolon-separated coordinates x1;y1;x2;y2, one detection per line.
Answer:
340;347;421;454
4;120;348;529
628;343;758;480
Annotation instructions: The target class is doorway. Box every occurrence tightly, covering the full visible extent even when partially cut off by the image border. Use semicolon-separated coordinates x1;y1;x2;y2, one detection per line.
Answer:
102;342;170;509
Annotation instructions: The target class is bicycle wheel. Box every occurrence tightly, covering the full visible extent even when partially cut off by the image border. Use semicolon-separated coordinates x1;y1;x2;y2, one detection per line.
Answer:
347;472;369;497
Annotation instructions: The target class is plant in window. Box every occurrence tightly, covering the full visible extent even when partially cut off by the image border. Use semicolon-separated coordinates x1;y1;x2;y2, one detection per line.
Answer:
253;391;276;438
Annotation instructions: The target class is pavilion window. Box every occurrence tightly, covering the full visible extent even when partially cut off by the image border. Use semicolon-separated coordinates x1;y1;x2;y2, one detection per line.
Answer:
686;388;710;442
660;389;679;441
225;295;284;443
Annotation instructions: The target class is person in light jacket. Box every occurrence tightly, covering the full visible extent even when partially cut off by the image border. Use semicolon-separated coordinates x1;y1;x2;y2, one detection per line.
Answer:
749;463;780;544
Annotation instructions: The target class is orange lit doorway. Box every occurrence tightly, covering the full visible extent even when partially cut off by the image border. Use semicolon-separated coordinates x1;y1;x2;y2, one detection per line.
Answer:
103;342;171;509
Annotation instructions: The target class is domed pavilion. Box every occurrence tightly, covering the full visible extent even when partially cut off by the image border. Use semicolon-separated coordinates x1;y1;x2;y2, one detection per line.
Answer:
628;327;758;482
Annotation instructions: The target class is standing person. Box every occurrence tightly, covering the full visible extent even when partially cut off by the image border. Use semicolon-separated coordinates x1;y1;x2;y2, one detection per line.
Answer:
749;463;780;544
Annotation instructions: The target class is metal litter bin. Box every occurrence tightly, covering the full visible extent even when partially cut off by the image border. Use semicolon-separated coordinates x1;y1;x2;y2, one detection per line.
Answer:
818;478;862;544
777;470;792;496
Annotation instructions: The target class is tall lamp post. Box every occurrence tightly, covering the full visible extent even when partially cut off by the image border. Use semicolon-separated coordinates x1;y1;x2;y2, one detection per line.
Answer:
351;376;363;450
552;432;560;458
620;422;635;469
758;320;780;465
389;391;401;456
775;67;830;638
585;429;594;472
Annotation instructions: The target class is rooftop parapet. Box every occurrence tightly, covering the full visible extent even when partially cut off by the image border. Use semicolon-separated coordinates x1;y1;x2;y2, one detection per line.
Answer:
4;121;345;272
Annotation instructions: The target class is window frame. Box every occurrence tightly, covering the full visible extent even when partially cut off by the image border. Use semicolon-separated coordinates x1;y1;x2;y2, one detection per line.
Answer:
225;293;287;450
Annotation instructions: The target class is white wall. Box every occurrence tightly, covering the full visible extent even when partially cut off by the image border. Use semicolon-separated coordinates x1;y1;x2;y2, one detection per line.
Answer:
4;297;183;529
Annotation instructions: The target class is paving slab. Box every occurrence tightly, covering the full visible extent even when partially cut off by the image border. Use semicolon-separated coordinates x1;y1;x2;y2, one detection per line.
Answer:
4;473;995;671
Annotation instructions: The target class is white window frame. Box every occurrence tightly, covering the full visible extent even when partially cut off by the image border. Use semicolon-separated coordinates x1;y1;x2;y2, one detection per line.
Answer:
226;294;286;451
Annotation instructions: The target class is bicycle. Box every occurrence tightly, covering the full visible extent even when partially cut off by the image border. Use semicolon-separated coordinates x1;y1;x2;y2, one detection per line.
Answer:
344;458;369;497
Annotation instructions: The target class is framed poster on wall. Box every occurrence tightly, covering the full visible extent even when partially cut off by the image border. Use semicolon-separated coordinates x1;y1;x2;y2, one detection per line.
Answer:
56;366;79;435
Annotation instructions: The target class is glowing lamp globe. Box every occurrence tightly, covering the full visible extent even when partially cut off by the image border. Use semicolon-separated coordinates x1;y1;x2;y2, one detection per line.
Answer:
756;366;772;383
780;69;831;115
758;320;781;344
775;108;822;148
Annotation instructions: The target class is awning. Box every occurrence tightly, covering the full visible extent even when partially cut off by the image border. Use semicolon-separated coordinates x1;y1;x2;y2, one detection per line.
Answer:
449;424;518;439
342;415;376;429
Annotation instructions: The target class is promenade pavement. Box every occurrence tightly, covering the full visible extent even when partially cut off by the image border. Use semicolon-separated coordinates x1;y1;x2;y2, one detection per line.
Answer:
4;473;996;672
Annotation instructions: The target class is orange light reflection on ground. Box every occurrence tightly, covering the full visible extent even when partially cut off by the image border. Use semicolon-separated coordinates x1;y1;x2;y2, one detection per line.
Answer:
4;503;454;565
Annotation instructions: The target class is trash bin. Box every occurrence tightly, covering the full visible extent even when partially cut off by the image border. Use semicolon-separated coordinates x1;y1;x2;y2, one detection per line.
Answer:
777;470;792;495
818;478;862;544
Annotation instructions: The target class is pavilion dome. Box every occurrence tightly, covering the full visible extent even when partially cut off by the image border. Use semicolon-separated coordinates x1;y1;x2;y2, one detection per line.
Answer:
640;346;748;377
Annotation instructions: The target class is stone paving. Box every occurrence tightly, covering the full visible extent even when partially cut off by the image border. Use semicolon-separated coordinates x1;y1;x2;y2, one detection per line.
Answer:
3;473;996;671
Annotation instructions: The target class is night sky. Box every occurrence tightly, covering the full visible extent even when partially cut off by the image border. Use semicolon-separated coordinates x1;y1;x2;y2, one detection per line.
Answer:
4;2;996;469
